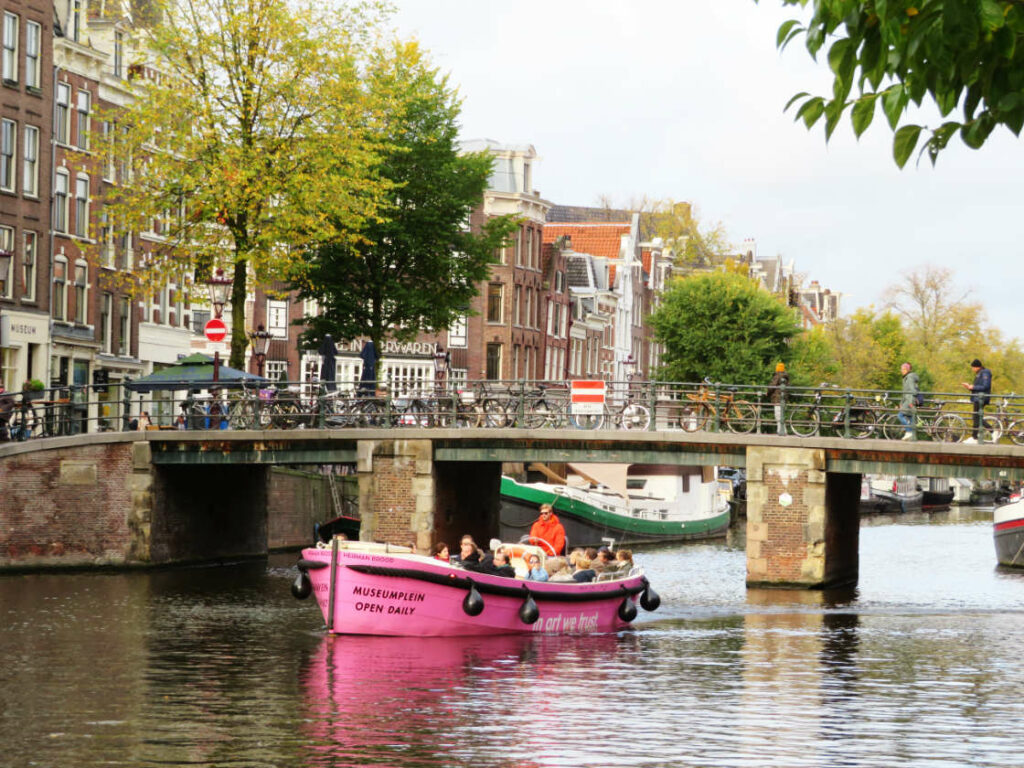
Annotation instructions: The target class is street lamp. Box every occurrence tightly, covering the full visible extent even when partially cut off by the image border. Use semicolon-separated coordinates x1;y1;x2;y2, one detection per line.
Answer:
433;344;449;391
205;268;233;382
248;324;272;378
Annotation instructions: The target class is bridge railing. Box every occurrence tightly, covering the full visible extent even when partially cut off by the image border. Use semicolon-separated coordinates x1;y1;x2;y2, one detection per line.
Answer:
2;379;1023;445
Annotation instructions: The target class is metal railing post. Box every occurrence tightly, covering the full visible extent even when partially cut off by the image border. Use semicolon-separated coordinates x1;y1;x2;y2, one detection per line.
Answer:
122;381;131;431
317;385;327;429
517;379;526;427
843;390;853;438
648;381;657;431
712;381;722;432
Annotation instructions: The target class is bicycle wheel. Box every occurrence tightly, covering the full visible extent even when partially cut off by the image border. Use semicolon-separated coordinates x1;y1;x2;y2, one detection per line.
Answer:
879;413;906;441
1007;419;1024;446
229;400;256;429
357;400;385;427
678;403;707;432
786;405;819;437
482;398;509;428
456;403;483;428
401;399;430;427
848;408;877;439
569;409;605;430
724;401;758;434
931;413;967;443
981;415;1002;443
618;403;651;431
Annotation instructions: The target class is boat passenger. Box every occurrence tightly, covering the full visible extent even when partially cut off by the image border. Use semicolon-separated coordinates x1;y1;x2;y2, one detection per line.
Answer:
593;549;615;573
433;542;450;562
547;557;574;582
571;556;596;583
451;535;481;566
525;555;549;582
528;504;566;556
567;548;586;572
615;549;634;572
467;547;516;578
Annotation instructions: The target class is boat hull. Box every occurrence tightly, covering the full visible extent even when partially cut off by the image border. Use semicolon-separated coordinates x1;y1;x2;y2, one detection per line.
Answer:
499;478;731;547
296;545;655;636
994;498;1024;567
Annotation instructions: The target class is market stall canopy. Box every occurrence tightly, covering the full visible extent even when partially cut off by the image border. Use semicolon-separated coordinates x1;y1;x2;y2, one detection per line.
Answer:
125;353;267;393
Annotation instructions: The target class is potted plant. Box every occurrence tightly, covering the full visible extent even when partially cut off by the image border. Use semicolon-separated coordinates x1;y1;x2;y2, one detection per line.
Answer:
22;379;45;401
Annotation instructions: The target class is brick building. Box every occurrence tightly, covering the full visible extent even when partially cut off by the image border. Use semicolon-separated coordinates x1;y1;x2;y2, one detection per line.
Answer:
0;0;53;391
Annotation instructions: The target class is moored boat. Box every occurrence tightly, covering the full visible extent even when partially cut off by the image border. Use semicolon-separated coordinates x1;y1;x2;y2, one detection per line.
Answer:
291;539;660;637
994;494;1024;567
859;475;923;515
920;477;954;511
499;463;731;547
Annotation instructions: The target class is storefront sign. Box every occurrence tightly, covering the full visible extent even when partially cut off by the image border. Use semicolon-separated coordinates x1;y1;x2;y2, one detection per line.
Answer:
339;338;436;357
0;312;49;346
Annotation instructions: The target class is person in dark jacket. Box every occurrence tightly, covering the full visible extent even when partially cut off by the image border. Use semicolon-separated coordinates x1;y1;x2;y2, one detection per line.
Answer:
450;535;481;566
466;547;516;578
768;362;789;435
961;358;992;443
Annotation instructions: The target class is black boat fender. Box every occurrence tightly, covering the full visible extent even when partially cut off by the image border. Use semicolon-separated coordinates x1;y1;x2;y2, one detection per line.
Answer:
518;589;539;624
640;577;660;612
462;580;484;616
292;557;328;600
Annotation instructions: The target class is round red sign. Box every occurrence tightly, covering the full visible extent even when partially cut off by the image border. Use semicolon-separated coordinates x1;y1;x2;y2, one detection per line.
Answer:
204;317;227;342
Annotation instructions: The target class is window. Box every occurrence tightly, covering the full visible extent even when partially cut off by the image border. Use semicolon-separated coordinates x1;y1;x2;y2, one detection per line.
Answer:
73;262;87;324
265;360;287;383
21;230;36;301
76;91;90;150
74;175;90;238
0;226;12;298
99;212;114;267
487;283;503;323
448;314;467;348
113;31;123;79
118;296;130;355
101;122;115;181
513;285;521;326
53;257;67;320
2;12;16;83
25;22;40;88
54;170;69;232
0;118;14;192
525;288;533;329
514;232;522;266
66;0;81;43
100;293;112;353
56;84;71;145
191;308;210;335
486;343;502;380
22;124;38;196
267;299;288;338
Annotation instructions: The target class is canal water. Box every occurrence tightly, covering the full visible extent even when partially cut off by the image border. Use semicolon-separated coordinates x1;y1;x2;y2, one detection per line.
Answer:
2;507;1022;767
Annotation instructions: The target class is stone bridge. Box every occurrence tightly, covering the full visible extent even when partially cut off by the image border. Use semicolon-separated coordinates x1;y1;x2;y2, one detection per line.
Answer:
2;429;1022;587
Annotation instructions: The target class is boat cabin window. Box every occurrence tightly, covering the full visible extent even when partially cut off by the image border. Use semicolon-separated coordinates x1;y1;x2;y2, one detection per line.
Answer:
626;479;646;490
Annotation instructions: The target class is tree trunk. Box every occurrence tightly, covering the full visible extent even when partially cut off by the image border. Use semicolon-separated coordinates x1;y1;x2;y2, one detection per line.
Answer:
229;261;248;370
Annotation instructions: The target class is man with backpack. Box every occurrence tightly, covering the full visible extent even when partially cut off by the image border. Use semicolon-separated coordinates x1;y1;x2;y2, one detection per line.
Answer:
898;362;922;440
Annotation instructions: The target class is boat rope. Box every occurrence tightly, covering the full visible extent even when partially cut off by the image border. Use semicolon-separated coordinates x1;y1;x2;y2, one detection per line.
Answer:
344;563;648;603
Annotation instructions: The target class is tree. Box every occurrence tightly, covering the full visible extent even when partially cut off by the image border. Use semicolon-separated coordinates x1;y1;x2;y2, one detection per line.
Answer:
648;271;802;384
641;200;733;268
96;0;391;367
773;0;1024;167
292;42;517;370
822;309;911;391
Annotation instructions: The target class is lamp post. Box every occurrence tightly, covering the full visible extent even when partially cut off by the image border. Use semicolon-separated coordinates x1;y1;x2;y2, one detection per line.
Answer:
248;324;271;378
433;344;449;391
205;268;233;383
0;249;12;387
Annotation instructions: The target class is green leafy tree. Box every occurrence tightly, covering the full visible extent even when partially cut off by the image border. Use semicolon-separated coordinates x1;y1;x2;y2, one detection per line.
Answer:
648;271;802;384
817;309;909;391
788;324;840;387
641;200;733;268
292;42;517;371
773;0;1024;167
96;0;391;367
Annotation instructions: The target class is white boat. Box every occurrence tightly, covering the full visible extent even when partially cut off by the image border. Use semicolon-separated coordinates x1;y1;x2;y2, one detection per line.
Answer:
499;463;731;547
994;493;1024;567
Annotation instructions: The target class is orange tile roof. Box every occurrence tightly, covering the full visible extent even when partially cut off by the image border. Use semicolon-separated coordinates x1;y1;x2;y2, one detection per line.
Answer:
543;223;630;260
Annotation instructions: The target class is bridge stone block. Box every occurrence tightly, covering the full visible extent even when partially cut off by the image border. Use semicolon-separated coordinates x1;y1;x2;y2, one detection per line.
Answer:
357;439;435;549
746;445;858;589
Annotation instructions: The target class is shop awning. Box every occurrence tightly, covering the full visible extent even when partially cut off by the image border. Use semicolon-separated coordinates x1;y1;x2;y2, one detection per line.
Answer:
125;353;267;393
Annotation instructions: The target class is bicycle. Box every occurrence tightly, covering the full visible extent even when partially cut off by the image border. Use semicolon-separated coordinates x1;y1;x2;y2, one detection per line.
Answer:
611;379;652;431
878;396;967;442
786;385;876;439
479;382;565;429
679;379;758;434
979;394;1018;443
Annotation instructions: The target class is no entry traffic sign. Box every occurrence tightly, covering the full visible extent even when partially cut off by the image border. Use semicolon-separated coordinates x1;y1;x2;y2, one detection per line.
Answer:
570;379;606;415
204;317;227;342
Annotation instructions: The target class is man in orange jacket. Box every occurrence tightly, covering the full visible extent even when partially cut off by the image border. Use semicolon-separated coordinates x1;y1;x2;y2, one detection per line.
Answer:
528;503;566;556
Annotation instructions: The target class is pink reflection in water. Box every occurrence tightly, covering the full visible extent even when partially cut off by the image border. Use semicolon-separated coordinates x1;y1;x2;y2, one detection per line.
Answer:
301;632;627;767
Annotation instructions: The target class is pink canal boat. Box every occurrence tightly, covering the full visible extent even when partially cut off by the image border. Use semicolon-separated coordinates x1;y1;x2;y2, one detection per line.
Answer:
291;540;660;637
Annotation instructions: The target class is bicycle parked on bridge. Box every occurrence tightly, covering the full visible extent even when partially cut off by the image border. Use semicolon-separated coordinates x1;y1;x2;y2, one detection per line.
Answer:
678;379;758;434
785;385;877;439
875;393;967;442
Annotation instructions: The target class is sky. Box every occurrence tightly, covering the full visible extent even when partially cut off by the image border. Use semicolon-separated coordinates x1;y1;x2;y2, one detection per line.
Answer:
390;0;1024;342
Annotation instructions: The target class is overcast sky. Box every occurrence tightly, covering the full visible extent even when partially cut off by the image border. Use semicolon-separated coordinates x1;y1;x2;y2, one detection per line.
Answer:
391;1;1024;342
